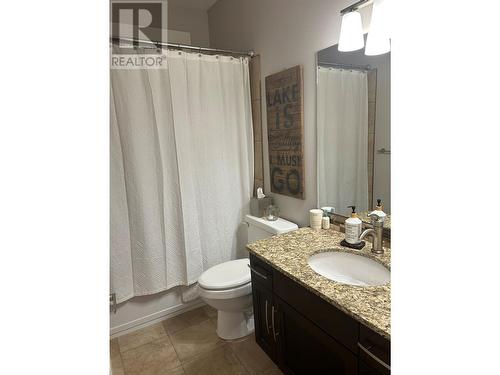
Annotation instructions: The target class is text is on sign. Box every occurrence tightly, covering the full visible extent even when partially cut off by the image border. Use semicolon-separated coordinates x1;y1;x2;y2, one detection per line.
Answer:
265;65;305;199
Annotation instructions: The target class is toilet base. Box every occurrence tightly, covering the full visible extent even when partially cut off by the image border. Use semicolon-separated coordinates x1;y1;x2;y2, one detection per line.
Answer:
216;310;255;340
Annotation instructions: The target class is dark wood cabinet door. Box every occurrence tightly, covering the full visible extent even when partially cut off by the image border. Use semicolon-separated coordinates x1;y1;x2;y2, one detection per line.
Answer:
252;279;276;360
359;360;386;375
275;297;358;375
273;268;359;353
358;325;390;375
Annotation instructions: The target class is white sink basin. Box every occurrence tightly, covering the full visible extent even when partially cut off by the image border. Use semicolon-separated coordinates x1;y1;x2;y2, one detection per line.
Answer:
308;251;390;286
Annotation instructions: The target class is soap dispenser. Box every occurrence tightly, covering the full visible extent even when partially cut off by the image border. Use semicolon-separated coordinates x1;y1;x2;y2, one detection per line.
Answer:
345;205;362;245
371;199;386;224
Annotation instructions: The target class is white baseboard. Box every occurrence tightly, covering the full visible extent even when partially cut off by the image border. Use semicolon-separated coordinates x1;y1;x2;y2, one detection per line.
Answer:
110;298;206;338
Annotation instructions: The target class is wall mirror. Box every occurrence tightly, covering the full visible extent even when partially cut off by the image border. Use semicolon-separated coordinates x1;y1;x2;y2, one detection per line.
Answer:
316;35;391;229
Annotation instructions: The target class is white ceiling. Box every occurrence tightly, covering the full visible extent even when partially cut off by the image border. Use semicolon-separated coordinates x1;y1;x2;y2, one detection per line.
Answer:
168;0;219;11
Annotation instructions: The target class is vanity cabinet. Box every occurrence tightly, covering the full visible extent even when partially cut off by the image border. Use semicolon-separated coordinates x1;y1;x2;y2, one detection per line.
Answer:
249;254;390;375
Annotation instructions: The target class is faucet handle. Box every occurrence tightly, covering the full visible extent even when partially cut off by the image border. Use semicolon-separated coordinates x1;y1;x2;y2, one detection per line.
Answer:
368;212;384;224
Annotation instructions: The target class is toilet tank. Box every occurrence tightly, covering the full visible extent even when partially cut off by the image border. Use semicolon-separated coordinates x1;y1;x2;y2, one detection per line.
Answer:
245;214;298;243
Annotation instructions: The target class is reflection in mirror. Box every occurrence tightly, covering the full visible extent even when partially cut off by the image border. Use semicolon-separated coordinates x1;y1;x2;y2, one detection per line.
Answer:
316;35;390;228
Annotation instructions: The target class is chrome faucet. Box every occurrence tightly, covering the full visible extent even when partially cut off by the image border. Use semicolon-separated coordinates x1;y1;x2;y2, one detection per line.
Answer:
359;212;385;254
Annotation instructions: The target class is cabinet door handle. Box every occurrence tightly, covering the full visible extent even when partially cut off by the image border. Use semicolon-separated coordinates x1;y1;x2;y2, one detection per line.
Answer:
358;342;391;371
248;264;268;280
265;300;270;335
271;305;279;342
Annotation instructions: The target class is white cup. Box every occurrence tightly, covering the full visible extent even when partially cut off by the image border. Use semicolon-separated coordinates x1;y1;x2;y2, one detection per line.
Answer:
309;209;323;230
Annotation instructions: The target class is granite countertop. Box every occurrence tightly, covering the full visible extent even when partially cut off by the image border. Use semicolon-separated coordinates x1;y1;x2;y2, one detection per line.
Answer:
246;227;391;339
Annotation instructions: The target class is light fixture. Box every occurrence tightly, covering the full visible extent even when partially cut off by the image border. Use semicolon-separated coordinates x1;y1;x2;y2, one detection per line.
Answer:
365;0;391;55
338;0;391;55
338;10;365;52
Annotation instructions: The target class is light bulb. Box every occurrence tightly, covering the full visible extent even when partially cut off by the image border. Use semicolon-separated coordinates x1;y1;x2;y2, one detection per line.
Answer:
338;11;365;52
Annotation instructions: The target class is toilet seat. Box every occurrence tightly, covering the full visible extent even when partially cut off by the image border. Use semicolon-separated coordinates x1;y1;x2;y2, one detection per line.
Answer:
198;258;250;290
198;281;252;300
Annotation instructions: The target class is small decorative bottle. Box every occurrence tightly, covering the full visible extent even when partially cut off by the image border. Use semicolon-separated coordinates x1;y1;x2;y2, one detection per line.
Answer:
322;216;330;229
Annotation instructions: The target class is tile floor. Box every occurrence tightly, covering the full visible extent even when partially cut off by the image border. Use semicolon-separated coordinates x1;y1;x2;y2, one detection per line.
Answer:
110;305;283;375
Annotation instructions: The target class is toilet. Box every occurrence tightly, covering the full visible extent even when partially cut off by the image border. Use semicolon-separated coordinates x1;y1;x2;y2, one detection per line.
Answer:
198;214;298;340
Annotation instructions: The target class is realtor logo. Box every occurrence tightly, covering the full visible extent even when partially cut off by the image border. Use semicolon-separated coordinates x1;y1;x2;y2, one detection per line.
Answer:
111;1;166;69
111;1;163;51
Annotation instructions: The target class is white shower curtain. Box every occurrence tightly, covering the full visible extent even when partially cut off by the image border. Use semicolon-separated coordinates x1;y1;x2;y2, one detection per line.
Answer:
111;50;254;304
317;67;368;213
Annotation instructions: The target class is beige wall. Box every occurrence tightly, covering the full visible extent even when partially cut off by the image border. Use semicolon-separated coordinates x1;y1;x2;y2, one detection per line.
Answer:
168;5;210;47
249;56;265;195
208;0;362;226
109;3;209;47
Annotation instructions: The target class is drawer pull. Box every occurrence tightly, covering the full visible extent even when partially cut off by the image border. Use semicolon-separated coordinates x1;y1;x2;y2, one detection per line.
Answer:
248;264;268;280
272;305;279;342
358;342;391;371
265;300;270;335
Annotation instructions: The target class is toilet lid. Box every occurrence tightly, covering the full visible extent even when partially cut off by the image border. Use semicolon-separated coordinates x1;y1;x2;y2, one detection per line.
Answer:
198;258;251;290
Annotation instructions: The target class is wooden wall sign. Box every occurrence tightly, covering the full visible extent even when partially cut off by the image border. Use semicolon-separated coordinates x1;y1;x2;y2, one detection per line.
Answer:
265;65;305;199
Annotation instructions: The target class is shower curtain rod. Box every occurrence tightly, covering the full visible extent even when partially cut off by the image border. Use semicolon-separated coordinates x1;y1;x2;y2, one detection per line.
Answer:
318;61;372;71
110;37;255;57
